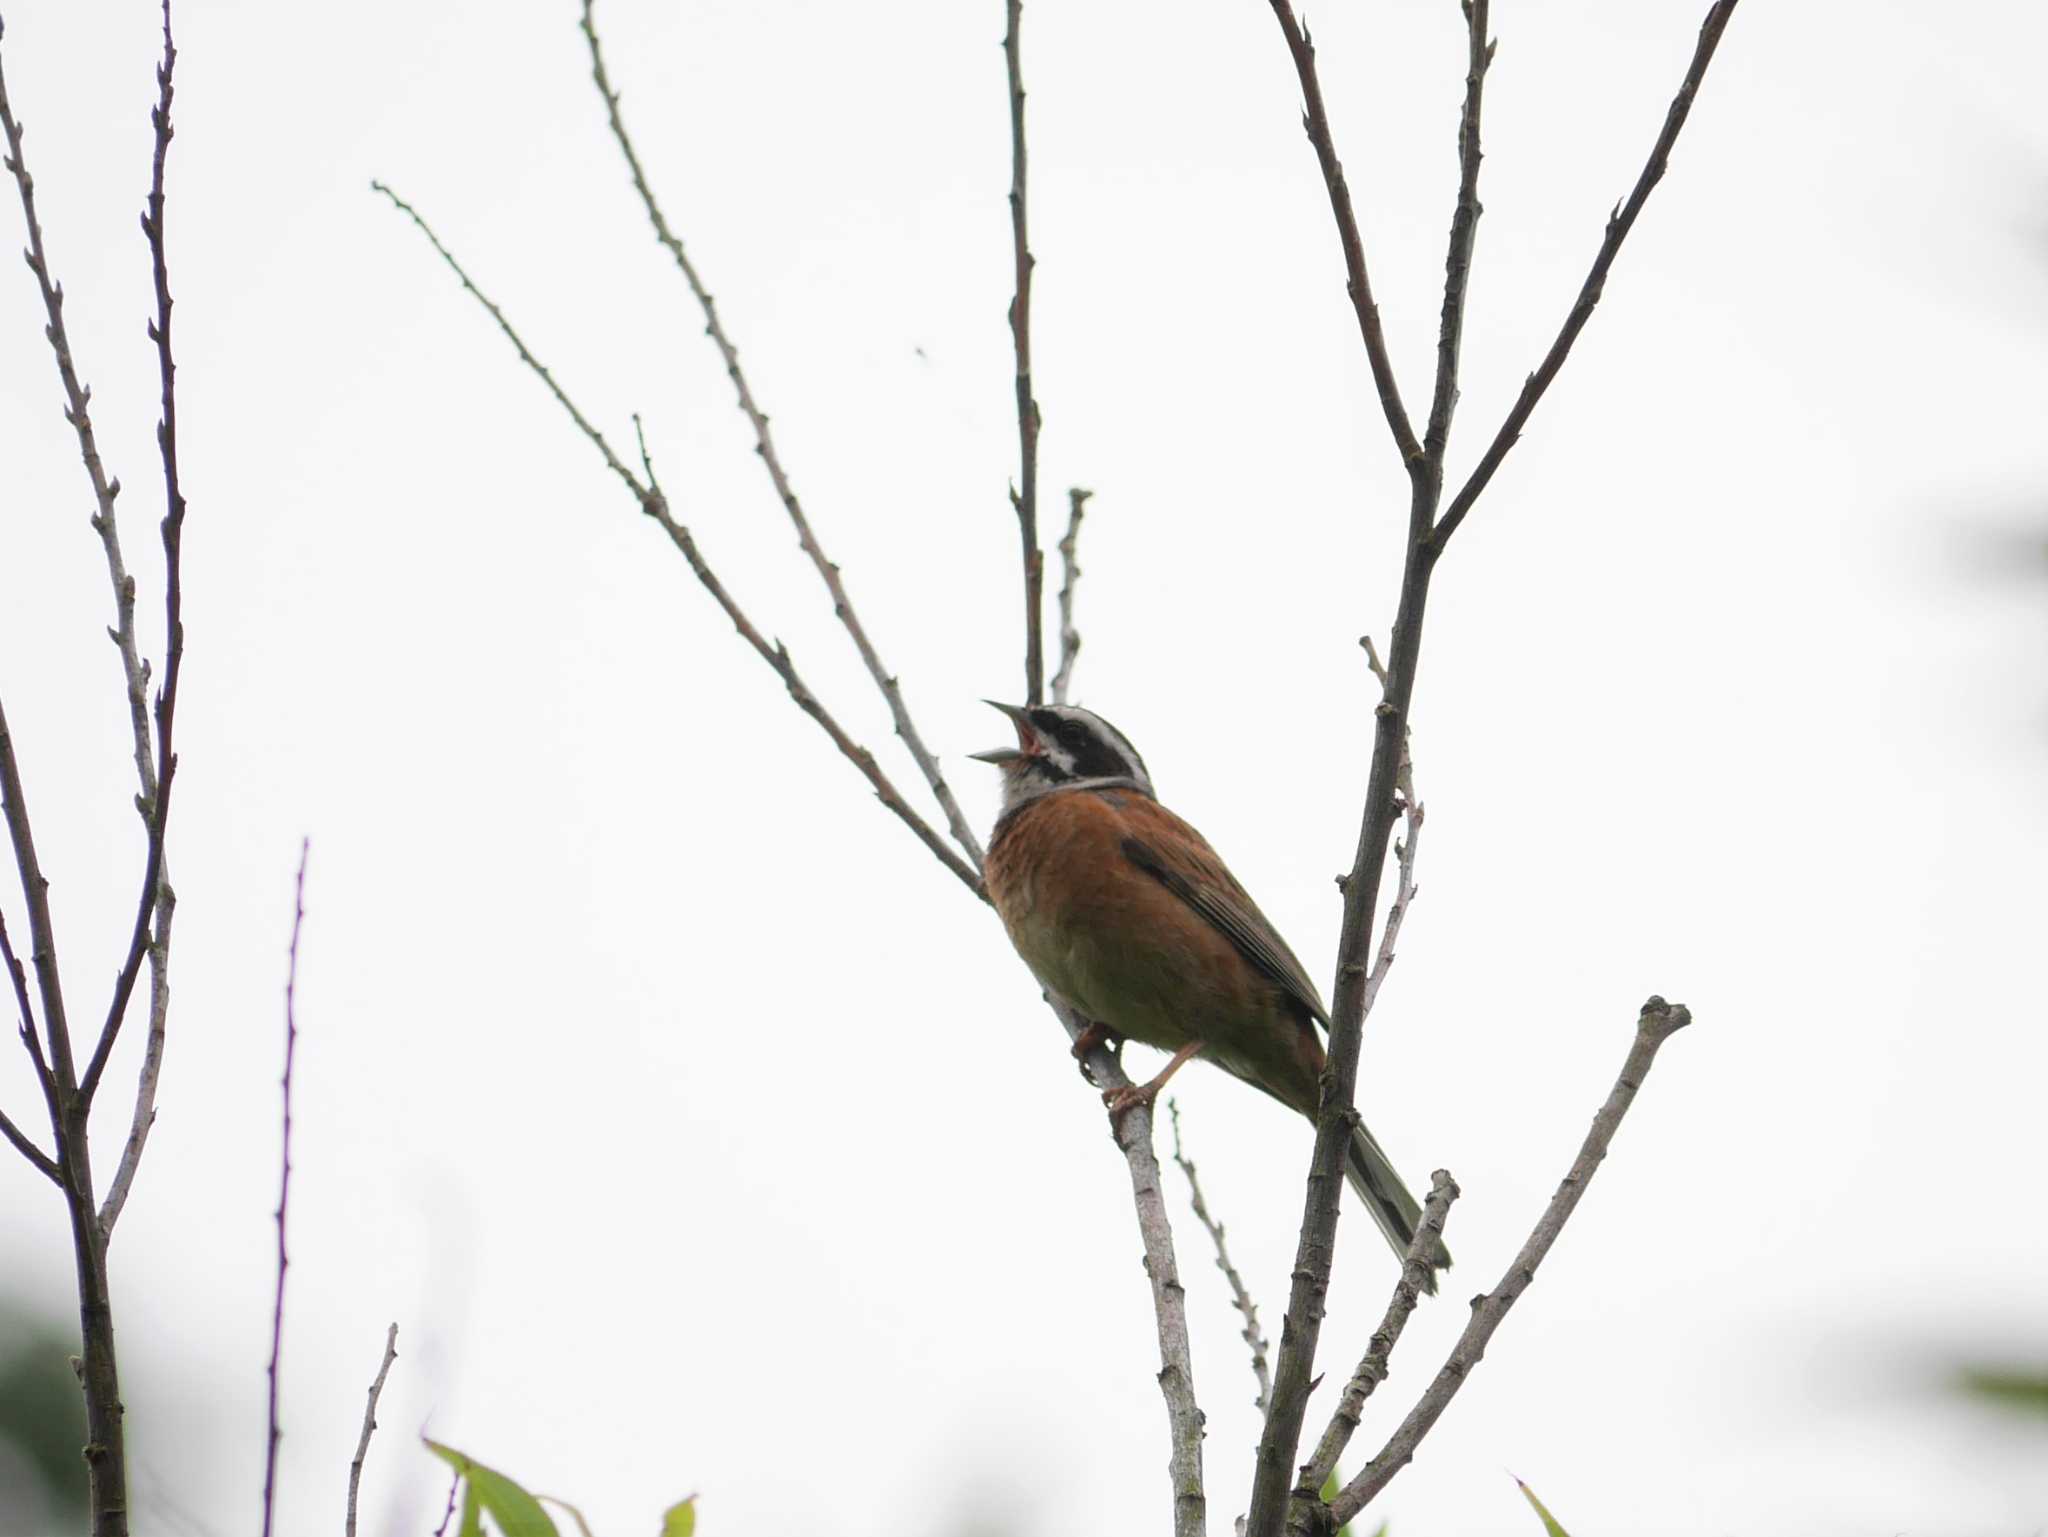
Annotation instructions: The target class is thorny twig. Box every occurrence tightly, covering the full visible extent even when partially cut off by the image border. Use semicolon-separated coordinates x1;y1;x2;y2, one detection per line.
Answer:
1169;1099;1272;1412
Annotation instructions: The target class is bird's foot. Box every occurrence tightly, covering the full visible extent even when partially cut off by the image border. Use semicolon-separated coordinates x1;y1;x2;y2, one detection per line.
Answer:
1102;1040;1206;1127
1070;1020;1119;1063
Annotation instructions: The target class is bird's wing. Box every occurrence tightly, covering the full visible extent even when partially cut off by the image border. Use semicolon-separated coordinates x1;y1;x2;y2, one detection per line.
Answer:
1116;801;1331;1028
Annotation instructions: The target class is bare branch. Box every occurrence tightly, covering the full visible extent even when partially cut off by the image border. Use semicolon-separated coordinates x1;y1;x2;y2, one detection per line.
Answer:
1360;795;1420;1024
0;87;82;1102
1421;0;1492;469
371;184;982;896
0;904;36;1050
371;182;642;489
1169;1099;1271;1412
632;424;985;896
0;693;74;1093
1262;2;1421;469
261;841;309;1537
1003;0;1046;706
96;892;171;1235
345;1323;399;1537
1430;0;1738;552
1297;1170;1459;1514
1065;1008;1205;1536
1050;487;1090;705
578;1;985;868
0;13;154;810
81;0;186;1108
0;1101;58;1183
1324;999;1694;1527
1250;9;1736;1525
429;1468;460;1537
1249;540;1432;1535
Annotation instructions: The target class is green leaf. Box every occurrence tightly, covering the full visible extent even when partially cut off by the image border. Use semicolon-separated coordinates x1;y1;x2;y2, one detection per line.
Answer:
1317;1469;1355;1537
1514;1476;1573;1537
424;1439;560;1537
661;1496;698;1537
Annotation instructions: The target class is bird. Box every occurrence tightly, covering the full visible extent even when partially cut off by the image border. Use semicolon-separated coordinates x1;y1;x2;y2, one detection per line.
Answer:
972;699;1449;1288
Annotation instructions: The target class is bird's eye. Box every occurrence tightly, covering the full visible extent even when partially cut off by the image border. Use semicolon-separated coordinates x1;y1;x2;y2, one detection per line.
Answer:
1058;721;1088;744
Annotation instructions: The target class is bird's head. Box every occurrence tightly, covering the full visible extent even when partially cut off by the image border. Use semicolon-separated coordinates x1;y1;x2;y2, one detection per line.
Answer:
970;701;1154;813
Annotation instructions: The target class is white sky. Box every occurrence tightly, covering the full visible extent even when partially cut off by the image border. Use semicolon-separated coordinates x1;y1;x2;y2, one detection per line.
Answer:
2;1;2045;1534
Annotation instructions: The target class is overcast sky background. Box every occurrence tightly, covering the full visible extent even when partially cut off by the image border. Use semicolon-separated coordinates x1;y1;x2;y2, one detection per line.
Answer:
2;1;2045;1534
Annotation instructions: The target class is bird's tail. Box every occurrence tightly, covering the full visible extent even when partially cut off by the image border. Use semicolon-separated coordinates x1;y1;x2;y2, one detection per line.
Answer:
1345;1121;1451;1295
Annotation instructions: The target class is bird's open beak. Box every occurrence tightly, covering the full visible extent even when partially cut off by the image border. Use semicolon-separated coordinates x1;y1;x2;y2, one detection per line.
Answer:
968;700;1033;764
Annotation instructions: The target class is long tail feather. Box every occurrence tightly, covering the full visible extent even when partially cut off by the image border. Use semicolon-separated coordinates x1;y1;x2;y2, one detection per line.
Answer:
1345;1122;1452;1294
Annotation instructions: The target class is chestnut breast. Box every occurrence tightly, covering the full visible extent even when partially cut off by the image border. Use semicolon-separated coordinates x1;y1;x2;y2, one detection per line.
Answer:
985;787;1300;1062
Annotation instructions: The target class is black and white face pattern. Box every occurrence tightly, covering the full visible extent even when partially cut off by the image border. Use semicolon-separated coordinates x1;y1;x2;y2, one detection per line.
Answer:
973;702;1155;811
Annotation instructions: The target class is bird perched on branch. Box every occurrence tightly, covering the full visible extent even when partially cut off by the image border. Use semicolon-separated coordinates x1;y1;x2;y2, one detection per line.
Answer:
973;701;1449;1287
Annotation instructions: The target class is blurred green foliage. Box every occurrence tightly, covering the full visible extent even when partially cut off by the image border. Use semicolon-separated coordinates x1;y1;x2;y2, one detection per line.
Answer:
1955;1365;2048;1419
0;1302;86;1531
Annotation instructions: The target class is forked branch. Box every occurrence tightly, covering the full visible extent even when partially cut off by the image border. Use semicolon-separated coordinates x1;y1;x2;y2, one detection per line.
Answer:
577;0;985;869
370;183;982;898
1429;0;1737;552
1248;8;1736;1532
1296;1169;1459;1510
1321;999;1693;1528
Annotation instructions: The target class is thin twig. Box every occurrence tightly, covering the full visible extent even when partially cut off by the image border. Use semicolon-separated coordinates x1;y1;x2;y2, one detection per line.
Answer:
0;1100;58;1182
370;183;982;896
79;0;185;1110
1263;1;1421;470
0;71;81;1103
5;901;62;1178
1430;0;1738;553
429;1468;460;1537
96;0;184;1221
1323;999;1694;1527
1296;1171;1459;1514
0;904;37;1056
1169;1099;1271;1412
1003;0;1046;706
345;1323;399;1537
1065;1006;1205;1537
1421;0;1492;469
261;841;309;1537
1050;487;1090;705
1360;796;1420;1023
577;0;985;868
